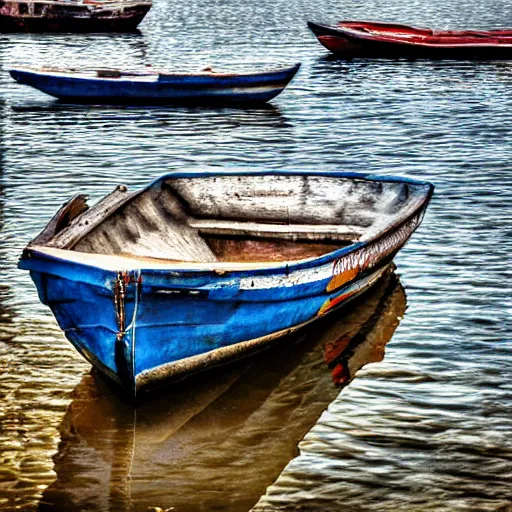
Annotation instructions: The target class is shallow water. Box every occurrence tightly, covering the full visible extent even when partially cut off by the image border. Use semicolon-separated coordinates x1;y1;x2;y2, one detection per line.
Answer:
1;0;512;510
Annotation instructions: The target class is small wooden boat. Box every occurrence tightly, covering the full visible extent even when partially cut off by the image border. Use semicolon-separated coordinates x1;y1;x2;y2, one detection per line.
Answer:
9;64;301;104
0;0;151;32
308;20;512;59
19;169;434;396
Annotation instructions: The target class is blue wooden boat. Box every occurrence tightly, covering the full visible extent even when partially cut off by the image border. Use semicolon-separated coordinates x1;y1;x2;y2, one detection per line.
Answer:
9;64;301;104
18;169;434;396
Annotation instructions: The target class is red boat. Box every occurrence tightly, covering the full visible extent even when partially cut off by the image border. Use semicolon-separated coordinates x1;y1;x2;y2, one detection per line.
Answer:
308;20;512;59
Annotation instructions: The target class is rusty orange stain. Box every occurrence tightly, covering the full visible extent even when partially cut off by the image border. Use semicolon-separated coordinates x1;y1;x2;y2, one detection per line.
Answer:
326;267;359;293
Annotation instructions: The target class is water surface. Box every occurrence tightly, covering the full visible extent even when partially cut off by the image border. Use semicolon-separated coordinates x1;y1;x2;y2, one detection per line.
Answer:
1;0;512;510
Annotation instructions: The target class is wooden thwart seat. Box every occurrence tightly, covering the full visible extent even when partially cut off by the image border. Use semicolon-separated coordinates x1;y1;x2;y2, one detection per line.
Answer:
189;219;365;242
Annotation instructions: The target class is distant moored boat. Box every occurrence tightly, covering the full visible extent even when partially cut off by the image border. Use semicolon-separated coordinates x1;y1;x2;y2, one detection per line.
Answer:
308;20;512;59
9;64;301;104
0;0;152;32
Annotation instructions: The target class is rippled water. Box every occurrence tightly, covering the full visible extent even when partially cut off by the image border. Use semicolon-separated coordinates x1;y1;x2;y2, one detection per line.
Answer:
1;0;512;510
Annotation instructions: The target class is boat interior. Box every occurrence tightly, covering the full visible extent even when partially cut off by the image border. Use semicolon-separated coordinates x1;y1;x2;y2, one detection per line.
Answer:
29;67;162;82
338;21;512;43
32;174;429;267
26;65;285;82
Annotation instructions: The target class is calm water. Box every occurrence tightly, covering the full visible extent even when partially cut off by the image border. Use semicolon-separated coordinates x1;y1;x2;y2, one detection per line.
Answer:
1;0;512;510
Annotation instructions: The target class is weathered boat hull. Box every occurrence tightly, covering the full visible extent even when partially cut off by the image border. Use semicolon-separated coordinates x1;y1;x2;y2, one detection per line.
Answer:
0;1;151;32
308;21;512;59
24;247;396;394
19;170;434;396
9;64;301;104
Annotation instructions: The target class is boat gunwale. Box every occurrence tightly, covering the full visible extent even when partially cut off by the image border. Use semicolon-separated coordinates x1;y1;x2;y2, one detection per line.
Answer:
20;169;434;280
337;19;512;37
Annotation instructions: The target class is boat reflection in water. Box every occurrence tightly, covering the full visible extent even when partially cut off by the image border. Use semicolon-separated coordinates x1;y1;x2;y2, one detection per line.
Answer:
38;270;406;512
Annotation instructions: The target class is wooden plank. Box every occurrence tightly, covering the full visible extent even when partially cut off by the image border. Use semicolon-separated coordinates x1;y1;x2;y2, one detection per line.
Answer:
27;245;304;271
30;194;89;246
72;182;218;263
189;219;365;241
170;175;388;227
206;238;344;262
45;185;135;249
